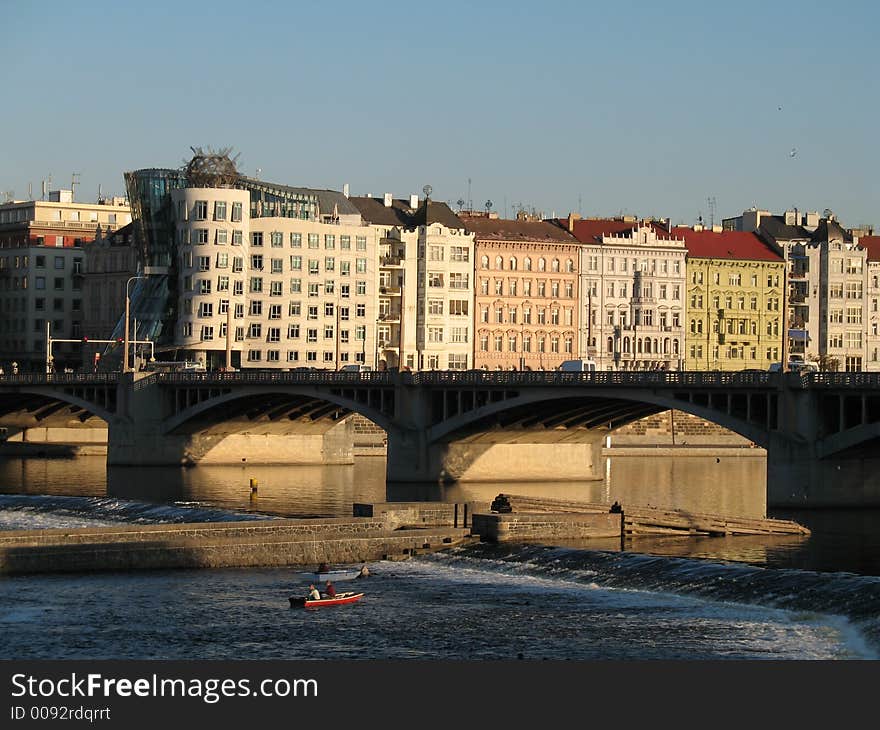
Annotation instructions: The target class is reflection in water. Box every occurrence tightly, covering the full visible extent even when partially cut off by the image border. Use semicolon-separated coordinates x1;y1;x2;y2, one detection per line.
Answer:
0;453;766;519
388;454;767;519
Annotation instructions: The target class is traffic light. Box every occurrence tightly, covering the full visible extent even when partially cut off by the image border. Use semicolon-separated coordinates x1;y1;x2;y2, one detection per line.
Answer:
116;338;124;344
82;336;89;343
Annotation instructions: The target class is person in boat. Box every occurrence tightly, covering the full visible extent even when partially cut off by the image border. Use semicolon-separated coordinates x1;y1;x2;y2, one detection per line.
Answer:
324;580;336;599
357;565;370;578
317;562;329;573
307;584;321;601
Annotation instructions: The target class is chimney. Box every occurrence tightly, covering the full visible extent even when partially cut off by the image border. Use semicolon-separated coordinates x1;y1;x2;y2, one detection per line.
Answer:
409;194;418;209
383;193;392;208
343;183;350;198
567;213;580;232
667;218;672;234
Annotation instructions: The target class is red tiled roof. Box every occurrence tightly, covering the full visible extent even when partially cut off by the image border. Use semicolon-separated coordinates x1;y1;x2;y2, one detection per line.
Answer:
565;218;673;243
858;235;880;262
672;227;783;262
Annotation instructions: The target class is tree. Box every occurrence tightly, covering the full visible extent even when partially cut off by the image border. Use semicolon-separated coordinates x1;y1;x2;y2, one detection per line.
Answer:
808;352;840;372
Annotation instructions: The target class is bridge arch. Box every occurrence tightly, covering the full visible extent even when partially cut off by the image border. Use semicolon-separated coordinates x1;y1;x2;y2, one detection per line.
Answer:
162;385;394;436
0;386;115;427
427;387;771;447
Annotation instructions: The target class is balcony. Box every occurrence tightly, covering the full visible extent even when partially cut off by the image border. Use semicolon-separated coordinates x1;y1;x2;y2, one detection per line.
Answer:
379;285;401;296
380;255;404;267
378;312;400;323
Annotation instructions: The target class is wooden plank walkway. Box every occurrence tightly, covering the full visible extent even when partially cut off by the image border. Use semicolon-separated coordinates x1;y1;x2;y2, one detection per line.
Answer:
497;495;810;538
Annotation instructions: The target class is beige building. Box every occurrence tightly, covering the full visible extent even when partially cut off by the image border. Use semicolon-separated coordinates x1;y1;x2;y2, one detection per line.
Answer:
82;223;139;341
463;213;580;371
0;191;131;370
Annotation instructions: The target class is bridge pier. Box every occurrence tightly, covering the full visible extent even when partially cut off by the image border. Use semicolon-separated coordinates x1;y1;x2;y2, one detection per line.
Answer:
386;427;604;483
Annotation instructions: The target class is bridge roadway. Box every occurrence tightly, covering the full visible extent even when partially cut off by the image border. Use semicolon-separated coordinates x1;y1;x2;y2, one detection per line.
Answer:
3;370;880;507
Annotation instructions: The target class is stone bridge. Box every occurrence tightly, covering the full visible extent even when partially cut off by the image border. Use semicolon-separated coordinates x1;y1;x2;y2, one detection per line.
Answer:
3;370;880;506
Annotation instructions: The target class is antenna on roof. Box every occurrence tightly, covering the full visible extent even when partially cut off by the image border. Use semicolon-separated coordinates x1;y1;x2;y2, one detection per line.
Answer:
467;178;472;212
707;196;716;228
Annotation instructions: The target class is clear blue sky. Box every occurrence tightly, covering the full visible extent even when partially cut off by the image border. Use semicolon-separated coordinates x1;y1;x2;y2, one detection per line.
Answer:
2;0;878;228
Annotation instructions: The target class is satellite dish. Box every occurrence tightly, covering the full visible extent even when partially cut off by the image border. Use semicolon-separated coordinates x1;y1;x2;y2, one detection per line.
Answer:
422;184;432;199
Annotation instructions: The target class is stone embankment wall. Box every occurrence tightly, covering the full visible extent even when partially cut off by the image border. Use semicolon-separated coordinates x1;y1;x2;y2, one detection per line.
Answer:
610;410;755;447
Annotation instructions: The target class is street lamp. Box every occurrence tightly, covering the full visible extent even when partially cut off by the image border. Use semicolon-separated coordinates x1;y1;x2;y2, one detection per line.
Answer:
123;275;145;373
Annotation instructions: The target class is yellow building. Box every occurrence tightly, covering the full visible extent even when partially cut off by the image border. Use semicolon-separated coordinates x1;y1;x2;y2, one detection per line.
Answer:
676;226;785;371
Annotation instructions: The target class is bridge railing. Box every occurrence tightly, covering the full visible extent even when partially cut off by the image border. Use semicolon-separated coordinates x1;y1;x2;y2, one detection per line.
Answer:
808;372;880;387
0;373;120;386
407;370;776;387
155;371;396;386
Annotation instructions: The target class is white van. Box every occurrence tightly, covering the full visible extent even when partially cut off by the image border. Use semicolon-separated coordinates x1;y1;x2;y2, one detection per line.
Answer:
339;364;372;372
559;359;598;372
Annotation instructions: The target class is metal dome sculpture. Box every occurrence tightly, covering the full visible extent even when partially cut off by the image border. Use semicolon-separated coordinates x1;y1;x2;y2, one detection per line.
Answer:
184;146;240;188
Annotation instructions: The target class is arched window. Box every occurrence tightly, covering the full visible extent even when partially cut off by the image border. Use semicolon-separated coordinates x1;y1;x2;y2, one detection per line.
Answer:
663;338;670;354
552;258;560;272
509;257;517;270
566;259;574;273
538;258;546;272
607;336;614;353
672;339;680;355
644;338;652;354
623;337;631;353
481;255;489;269
637;338;643;354
524;257;532;271
495;256;504;270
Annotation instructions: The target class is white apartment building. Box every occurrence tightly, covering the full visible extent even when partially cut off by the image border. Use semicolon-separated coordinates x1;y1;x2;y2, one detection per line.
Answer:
564;217;687;370
351;195;475;371
170;186;378;370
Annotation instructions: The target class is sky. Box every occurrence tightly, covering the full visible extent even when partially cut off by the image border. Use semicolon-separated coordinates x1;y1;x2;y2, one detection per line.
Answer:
2;0;878;228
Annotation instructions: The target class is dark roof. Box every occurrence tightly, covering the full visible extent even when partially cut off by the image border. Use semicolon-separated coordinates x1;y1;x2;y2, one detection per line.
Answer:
411;200;465;230
461;215;578;243
348;196;413;227
566;218;675;243
810;218;852;243
672;227;783;262
757;215;809;241
858;236;880;262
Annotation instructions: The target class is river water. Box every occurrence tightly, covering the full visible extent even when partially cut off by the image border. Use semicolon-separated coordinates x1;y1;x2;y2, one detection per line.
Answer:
1;454;879;660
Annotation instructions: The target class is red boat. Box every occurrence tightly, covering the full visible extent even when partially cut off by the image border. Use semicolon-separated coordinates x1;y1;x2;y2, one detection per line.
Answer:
289;591;364;609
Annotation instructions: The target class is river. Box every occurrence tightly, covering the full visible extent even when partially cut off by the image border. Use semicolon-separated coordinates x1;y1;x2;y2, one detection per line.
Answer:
1;454;879;660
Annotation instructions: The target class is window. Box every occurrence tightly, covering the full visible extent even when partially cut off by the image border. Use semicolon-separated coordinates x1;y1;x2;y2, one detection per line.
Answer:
428;272;444;288
198;302;213;318
198;256;210;271
231;202;242;222
195;229;209;244
308;233;319;249
251;232;263;247
194;201;208;220
451;246;469;262
232;230;243;246
325;257;335;272
356;236;367;251
451;327;468;343
324;234;335;249
250;277;263;293
340;235;351;249
356;258;367;273
271;232;283;248
449;273;468;290
449;300;468;317
214;201;227;220
250;300;263;316
233;280;243;296
428;299;444;315
288;324;300;338
270;281;283;296
289;301;302;316
249;323;263;339
290;233;301;248
267;327;281;343
356;303;366;317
